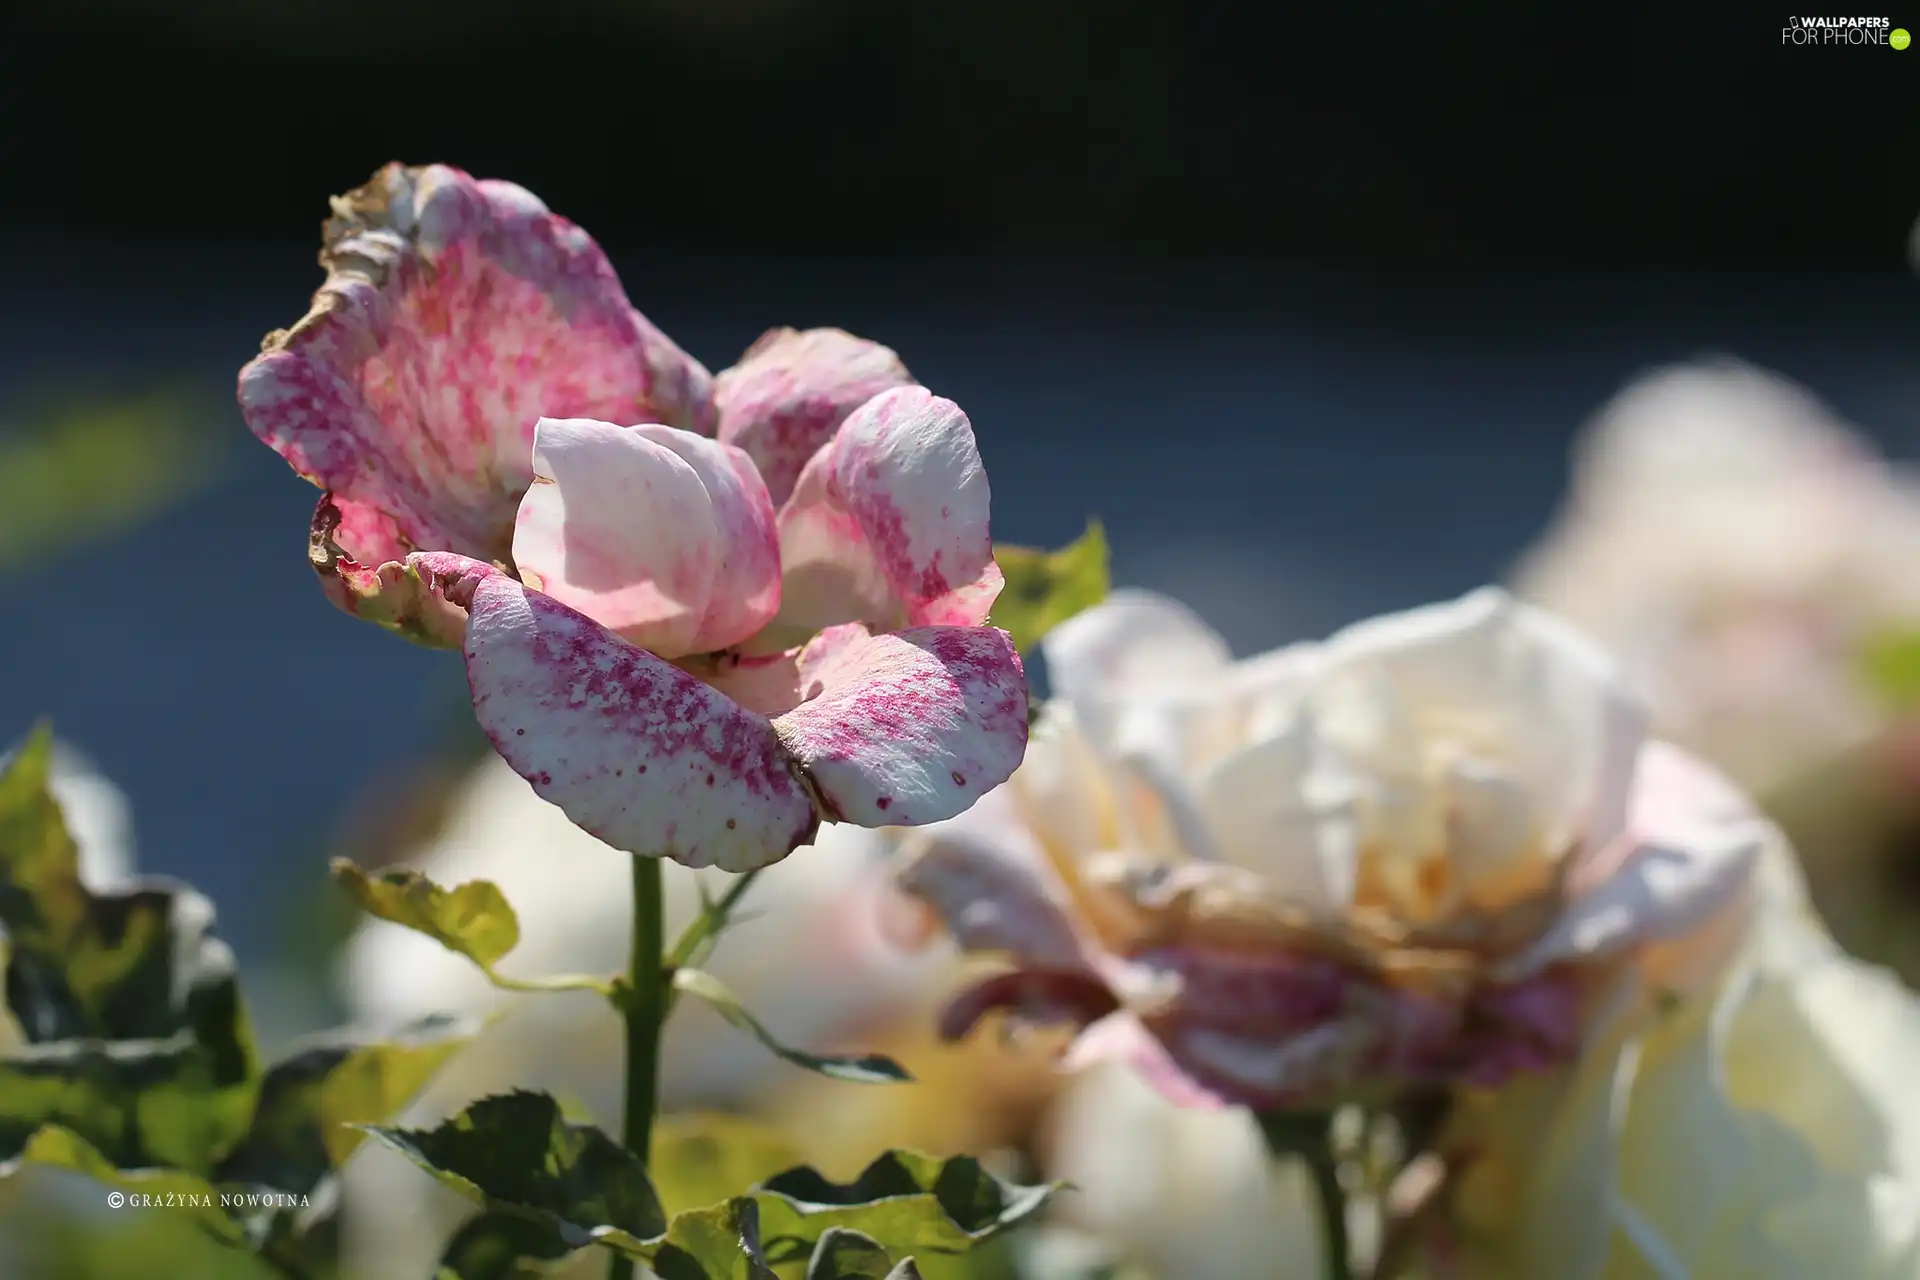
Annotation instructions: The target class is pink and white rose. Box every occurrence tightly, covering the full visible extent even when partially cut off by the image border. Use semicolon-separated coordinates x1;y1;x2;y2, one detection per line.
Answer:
238;164;1028;871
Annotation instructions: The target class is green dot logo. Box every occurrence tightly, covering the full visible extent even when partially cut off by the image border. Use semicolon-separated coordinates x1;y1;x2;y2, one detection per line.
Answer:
1894;27;1912;48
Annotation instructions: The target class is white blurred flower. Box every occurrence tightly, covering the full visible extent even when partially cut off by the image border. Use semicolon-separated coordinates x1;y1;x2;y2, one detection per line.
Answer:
1033;1060;1325;1280
337;752;951;1280
898;587;1763;1116
1513;359;1920;794
1427;843;1920;1279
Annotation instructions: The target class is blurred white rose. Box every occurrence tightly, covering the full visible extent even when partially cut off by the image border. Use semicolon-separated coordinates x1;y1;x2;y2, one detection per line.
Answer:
1512;359;1920;795
336;752;954;1280
898;587;1764;1120
1033;1060;1326;1280
1425;827;1920;1279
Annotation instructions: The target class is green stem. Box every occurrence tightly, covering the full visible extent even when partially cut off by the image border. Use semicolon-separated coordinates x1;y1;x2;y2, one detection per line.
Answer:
1257;1110;1353;1280
610;855;667;1280
665;868;762;971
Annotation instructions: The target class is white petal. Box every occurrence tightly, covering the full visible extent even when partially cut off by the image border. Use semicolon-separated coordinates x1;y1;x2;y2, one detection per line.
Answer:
1040;589;1232;751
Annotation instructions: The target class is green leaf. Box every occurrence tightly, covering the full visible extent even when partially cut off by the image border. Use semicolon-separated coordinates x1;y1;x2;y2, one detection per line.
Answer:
671;968;912;1086
436;1211;574;1280
650;1112;805;1217
0;1124;247;1246
648;1196;778;1280
806;1227;905;1280
442;1197;785;1280
0;1124;339;1276
256;1207;342;1280
357;1090;669;1256
752;1151;1060;1263
665;870;763;972
0;726;252;1051
332;860;610;995
988;521;1110;655
1860;630;1920;711
0;727;258;1169
218;1013;478;1196
331;860;518;970
370;1101;1046;1279
0;1035;253;1171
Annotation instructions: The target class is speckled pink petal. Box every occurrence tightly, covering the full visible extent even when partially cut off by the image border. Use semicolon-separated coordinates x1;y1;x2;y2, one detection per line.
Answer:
772;623;1028;827
714;328;918;507
409;553;820;872
239;162;714;566
308;495;466;647
511;419;780;659
765;388;1001;647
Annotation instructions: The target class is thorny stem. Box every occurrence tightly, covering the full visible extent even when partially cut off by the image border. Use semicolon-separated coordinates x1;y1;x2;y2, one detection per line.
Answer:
1257;1110;1355;1280
610;855;667;1280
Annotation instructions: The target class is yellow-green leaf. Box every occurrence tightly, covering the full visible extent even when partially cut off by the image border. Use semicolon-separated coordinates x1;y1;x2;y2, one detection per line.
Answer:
332;860;520;971
333;861;613;996
316;1021;475;1168
217;1013;480;1192
752;1150;1059;1263
988;521;1110;654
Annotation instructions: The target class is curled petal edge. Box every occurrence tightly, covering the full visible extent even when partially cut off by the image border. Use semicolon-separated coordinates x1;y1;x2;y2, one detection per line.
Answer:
310;496;466;648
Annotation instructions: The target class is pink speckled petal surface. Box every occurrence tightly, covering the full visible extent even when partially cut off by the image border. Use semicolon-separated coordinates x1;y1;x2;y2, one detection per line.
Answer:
771;623;1028;827
410;553;820;872
714;328;918;507
766;388;1002;646
238;162;715;566
512;419;780;659
308;495;466;646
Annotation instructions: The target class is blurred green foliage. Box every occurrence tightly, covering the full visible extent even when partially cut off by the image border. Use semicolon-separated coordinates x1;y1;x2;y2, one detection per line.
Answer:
1859;629;1920;713
0;723;478;1277
0;384;229;574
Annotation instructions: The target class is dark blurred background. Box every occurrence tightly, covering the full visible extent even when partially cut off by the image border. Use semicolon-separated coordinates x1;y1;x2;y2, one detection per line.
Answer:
1;2;1917;1006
